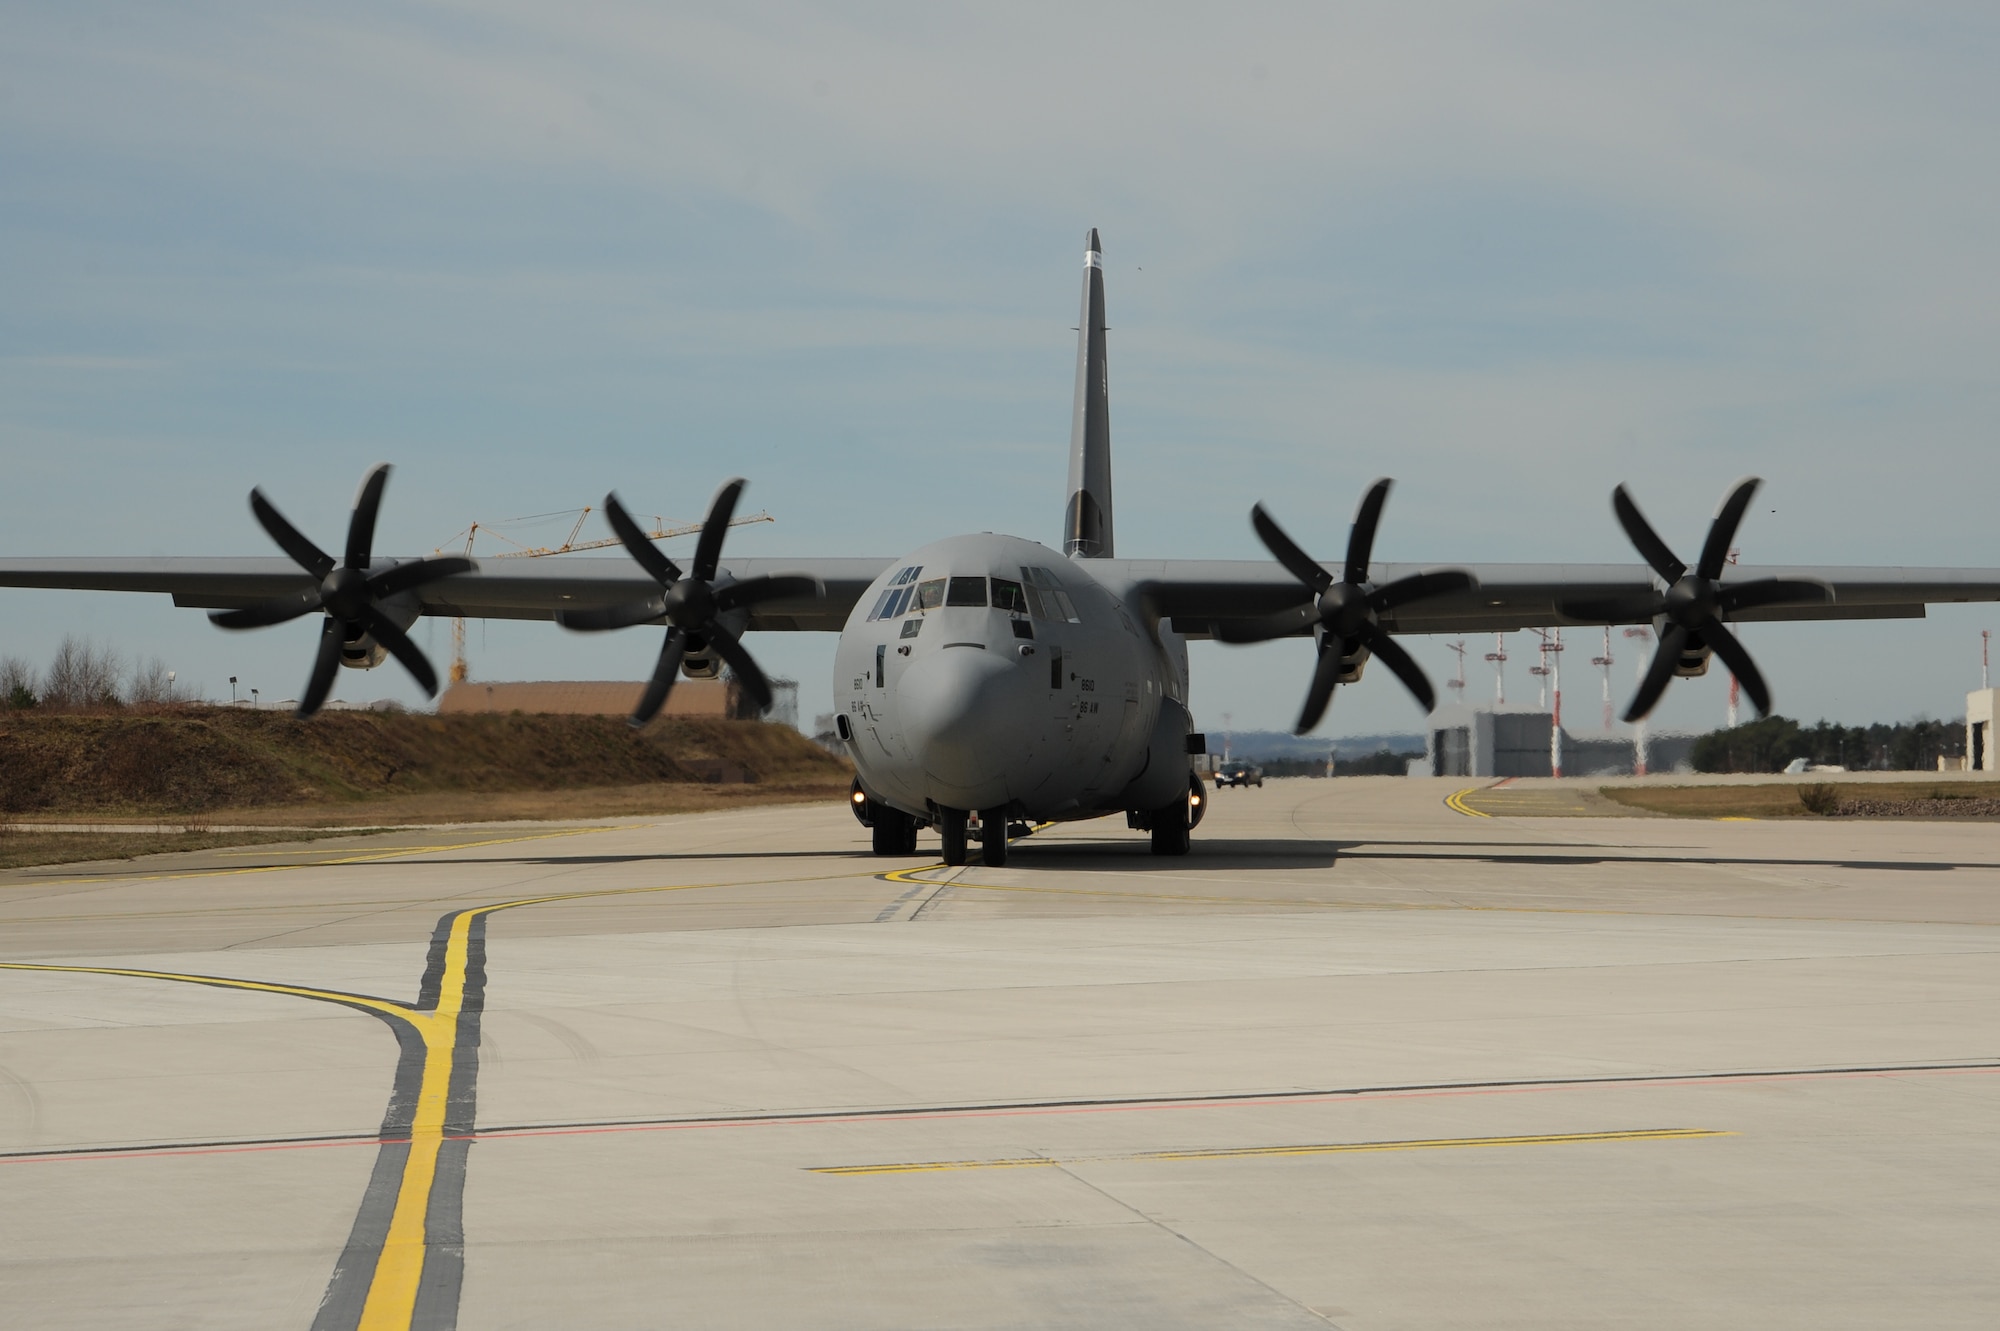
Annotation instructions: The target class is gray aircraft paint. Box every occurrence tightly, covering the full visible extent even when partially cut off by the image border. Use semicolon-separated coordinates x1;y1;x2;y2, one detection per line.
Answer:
1064;228;1114;559
834;533;1192;823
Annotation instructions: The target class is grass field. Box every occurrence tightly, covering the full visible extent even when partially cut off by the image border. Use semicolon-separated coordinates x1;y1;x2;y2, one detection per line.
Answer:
1599;781;2000;819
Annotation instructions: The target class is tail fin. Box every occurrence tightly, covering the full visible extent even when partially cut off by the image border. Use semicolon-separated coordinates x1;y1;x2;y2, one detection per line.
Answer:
1064;228;1113;558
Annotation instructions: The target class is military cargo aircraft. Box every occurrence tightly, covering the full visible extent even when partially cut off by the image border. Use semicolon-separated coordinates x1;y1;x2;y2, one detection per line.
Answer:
5;230;1999;865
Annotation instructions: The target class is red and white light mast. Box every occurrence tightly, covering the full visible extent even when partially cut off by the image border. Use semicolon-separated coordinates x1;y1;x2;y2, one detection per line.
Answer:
1624;626;1653;776
1591;627;1614;732
1724;547;1742;729
1530;629;1564;777
1485;634;1508;705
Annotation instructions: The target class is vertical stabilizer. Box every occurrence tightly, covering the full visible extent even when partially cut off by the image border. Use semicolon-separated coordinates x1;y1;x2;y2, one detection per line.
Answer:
1064;228;1113;558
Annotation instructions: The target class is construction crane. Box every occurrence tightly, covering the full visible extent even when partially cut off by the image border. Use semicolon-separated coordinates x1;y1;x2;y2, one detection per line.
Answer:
432;506;774;684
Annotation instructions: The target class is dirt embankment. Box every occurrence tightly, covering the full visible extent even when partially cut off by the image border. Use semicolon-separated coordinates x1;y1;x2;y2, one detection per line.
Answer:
0;709;851;822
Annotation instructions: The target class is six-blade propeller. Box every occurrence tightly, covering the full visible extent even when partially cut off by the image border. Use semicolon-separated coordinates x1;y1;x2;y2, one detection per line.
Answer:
556;478;819;728
206;465;1829;736
1222;479;1476;733
209;464;473;718
1563;477;1831;722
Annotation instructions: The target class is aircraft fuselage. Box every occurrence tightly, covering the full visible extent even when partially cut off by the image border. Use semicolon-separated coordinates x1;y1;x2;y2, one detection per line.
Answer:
833;532;1194;825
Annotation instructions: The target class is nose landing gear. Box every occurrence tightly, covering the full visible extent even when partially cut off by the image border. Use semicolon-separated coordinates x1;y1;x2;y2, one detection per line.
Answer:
939;807;969;866
980;809;1010;867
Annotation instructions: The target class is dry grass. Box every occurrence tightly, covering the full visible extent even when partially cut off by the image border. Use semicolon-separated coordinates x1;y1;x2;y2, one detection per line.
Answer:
1600;781;2000;819
0;709;851;818
173;779;856;828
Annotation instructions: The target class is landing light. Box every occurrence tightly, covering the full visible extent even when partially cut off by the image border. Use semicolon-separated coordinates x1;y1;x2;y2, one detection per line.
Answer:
851;789;868;805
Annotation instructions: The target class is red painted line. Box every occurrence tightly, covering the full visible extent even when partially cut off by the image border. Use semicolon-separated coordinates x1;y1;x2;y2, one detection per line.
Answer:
2;1136;399;1166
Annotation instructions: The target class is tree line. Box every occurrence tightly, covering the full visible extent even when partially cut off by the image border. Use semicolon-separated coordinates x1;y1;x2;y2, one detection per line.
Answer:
1692;715;1967;774
1;637;194;711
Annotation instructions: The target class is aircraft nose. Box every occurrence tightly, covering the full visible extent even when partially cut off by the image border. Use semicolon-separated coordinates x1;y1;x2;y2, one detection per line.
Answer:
898;645;1029;806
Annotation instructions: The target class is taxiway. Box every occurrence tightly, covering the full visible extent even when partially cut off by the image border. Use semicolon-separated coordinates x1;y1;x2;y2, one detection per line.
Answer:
1;777;1995;1328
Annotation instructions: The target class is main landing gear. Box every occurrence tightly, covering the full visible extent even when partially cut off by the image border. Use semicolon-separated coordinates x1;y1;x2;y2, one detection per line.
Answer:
871;807;919;855
853;779;920;856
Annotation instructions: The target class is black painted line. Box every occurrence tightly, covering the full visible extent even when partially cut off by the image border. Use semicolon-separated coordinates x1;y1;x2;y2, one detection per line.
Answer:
464;1058;2000;1138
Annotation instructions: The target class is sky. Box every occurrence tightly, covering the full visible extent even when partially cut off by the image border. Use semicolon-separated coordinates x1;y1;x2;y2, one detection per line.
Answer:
4;2;1998;738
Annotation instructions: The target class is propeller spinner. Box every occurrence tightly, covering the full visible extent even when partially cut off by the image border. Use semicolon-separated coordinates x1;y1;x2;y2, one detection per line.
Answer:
558;478;818;728
209;463;474;718
1565;477;1831;722
1223;479;1475;733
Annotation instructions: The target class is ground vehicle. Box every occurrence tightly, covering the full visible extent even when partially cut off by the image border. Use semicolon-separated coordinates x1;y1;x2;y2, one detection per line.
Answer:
1214;763;1263;788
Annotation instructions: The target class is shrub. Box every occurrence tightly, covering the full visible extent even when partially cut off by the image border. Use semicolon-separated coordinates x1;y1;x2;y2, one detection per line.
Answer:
0;656;36;709
1797;783;1840;816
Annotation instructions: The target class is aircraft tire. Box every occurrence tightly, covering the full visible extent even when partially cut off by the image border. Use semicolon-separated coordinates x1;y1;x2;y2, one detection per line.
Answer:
1149;797;1191;856
980;810;1009;867
871;808;915;856
939;808;969;866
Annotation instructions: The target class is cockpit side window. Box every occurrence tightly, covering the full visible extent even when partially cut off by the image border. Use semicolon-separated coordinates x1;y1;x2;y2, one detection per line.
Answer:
1019;566;1081;623
991;578;1028;614
914;578;946;612
946;576;988;607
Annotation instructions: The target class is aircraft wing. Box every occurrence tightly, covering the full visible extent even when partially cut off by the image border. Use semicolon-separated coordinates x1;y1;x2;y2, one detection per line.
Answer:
1107;559;2000;637
0;556;894;633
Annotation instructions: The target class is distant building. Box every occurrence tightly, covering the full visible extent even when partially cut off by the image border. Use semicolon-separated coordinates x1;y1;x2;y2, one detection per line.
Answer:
1970;689;1999;772
1420;703;1694;777
439;676;799;728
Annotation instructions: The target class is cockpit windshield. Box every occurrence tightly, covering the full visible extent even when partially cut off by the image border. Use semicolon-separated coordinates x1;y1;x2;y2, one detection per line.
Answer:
865;566;925;621
873;565;1080;623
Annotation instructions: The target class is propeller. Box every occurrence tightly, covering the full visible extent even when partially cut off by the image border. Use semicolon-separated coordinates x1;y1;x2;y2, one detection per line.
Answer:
209;463;474;718
557;478;818;727
1222;478;1475;733
1566;477;1830;723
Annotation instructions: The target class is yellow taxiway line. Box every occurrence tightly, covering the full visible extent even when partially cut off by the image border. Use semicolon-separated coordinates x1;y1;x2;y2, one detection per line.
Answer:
1444;788;1491;817
811;1127;1732;1175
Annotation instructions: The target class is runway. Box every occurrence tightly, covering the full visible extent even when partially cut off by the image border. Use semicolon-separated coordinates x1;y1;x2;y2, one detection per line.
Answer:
1;777;1995;1329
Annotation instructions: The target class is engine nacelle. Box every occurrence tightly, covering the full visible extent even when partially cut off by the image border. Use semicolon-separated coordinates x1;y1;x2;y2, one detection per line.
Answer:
1670;620;1714;679
1317;625;1370;685
337;591;421;671
679;606;750;681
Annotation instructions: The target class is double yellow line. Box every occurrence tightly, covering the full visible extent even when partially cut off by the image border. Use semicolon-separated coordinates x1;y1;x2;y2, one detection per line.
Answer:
1444;788;1491;818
